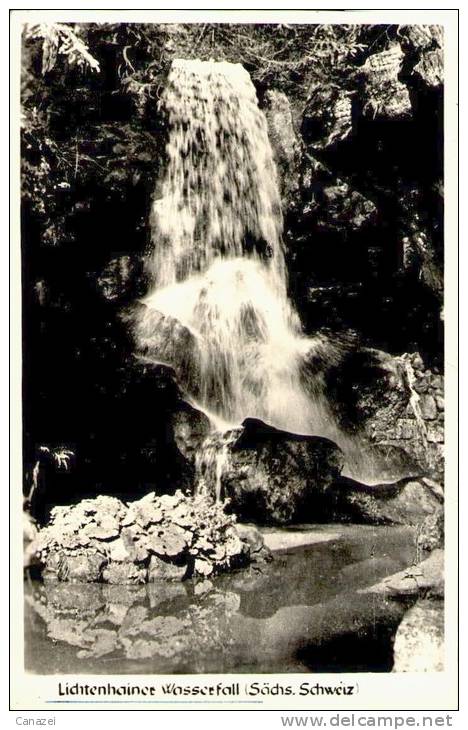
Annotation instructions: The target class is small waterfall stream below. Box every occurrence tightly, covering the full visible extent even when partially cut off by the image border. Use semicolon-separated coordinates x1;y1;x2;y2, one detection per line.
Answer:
135;59;398;490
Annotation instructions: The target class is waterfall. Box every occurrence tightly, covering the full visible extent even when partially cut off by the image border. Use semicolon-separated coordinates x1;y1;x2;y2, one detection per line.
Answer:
138;58;324;436
134;58;403;496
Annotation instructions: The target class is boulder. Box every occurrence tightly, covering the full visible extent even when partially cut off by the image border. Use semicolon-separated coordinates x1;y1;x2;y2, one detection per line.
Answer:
170;403;212;465
361;548;444;599
328;477;442;526
325;348;410;435
126;303;201;394
44;553;106;583
392;599;444;672
221;418;344;524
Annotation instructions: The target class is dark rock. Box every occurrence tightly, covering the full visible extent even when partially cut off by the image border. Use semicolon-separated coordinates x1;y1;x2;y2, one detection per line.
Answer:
392;599;444;672
127;304;201;388
94;254;148;303
298;155;376;234
400;25;443;53
234;523;265;554
325;348;410;435
326;349;444;482
170;403;212;465
222;418;344;524
302;85;352;150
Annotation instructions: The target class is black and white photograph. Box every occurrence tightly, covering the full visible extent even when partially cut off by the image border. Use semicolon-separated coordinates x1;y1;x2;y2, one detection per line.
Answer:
10;8;458;712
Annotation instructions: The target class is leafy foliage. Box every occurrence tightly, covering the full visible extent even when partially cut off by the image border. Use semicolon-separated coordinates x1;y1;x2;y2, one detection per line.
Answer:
20;22;374;246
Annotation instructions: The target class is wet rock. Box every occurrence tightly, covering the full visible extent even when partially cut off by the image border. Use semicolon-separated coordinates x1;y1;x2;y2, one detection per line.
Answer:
234;523;265;554
317;183;377;232
329;350;444;482
393;600;444;672
222;418;344;524
130;304;201;390
326;348;410;435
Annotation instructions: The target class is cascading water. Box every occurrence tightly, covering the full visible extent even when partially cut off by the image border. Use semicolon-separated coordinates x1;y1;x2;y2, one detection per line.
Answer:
134;59;393;495
139;58;325;437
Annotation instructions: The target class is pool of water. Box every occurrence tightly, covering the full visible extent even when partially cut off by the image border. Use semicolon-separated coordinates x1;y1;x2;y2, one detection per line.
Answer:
25;524;417;674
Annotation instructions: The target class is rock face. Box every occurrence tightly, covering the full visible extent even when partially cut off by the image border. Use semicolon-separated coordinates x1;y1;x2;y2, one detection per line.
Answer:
264;89;301;206
220;418;345;525
326;348;444;482
393;600;444;672
33;493;269;584
368;353;444;482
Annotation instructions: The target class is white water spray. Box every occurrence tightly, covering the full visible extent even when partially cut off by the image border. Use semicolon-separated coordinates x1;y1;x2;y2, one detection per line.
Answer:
138;59;323;436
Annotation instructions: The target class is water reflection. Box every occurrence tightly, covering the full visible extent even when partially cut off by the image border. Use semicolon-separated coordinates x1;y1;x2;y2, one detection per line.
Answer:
25;525;417;674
